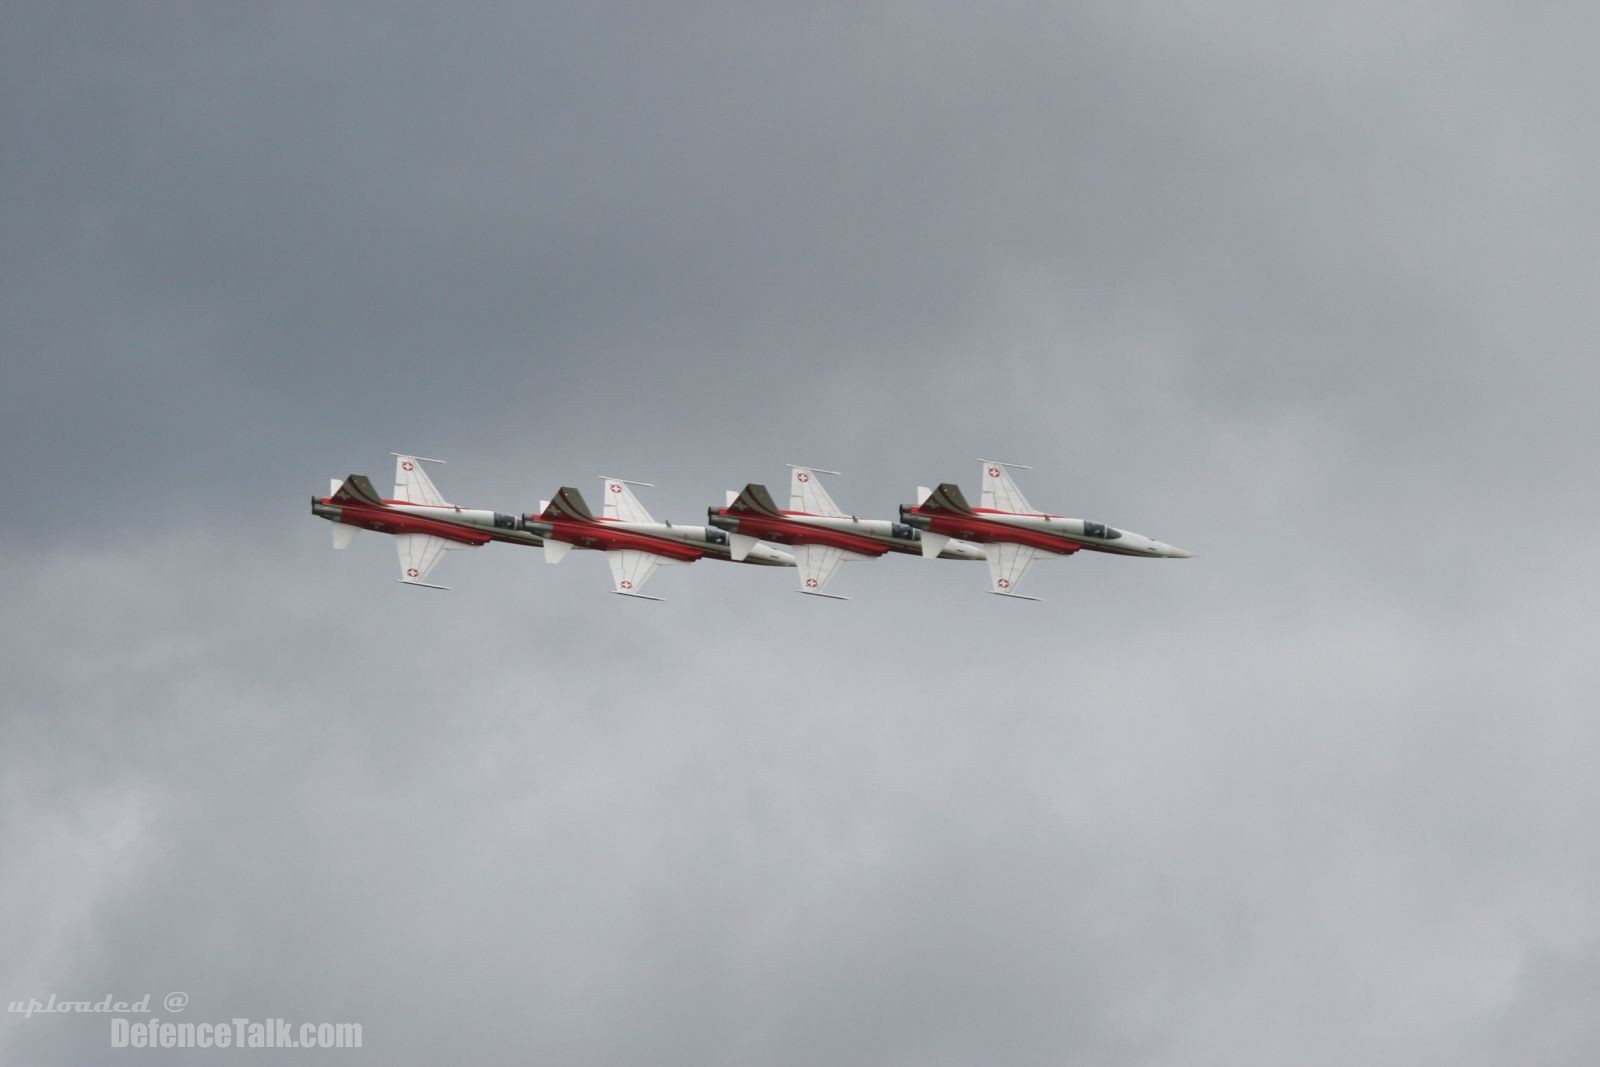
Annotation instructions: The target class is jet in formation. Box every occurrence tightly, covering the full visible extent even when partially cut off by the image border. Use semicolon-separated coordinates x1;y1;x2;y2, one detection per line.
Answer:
311;455;542;590
706;465;984;599
311;455;792;597
535;478;792;600
899;460;1193;600
312;456;1190;600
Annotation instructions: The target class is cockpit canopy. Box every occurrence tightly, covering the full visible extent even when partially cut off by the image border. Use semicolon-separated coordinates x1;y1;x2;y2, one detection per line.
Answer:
1081;522;1122;540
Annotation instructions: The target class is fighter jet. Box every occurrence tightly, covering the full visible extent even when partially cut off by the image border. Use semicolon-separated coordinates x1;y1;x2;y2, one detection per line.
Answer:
898;460;1192;600
707;465;985;600
311;454;545;589
532;479;792;600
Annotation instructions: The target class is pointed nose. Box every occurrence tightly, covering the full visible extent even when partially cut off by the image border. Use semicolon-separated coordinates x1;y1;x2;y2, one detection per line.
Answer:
1166;546;1193;559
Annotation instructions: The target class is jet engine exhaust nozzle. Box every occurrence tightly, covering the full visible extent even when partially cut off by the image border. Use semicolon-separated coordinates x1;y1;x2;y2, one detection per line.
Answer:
898;505;931;530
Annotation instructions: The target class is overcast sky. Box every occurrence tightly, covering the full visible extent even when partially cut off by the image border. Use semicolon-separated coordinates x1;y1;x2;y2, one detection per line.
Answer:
4;3;1598;1064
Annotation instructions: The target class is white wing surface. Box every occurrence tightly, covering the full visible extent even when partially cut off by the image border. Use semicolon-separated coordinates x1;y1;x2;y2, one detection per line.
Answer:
985;541;1042;599
980;460;1036;515
396;533;452;589
599;478;656;524
787;466;847;517
793;543;870;599
393;455;451;508
607;550;666;599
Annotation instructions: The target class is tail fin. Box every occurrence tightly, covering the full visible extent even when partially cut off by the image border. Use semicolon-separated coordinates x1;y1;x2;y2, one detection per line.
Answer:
787;465;847;516
919;483;975;516
330;474;384;507
727;483;783;517
979;459;1036;514
540;487;594;523
392;454;451;507
599;477;656;524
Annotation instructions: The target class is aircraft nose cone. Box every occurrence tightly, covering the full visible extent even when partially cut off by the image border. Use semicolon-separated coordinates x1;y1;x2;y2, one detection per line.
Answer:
1167;546;1194;559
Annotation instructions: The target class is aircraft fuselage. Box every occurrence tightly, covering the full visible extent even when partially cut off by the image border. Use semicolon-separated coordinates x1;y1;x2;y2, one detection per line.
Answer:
312;497;545;547
901;506;1190;558
595;519;794;566
709;509;984;560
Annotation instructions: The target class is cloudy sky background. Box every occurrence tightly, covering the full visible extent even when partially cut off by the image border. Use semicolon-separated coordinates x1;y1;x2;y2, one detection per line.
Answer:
3;3;1597;1063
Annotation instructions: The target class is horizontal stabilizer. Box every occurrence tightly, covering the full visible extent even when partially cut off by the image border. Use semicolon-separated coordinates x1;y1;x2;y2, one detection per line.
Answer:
919;531;950;559
916;486;933;505
919;482;975;516
332;524;361;550
728;532;759;562
544;539;575;564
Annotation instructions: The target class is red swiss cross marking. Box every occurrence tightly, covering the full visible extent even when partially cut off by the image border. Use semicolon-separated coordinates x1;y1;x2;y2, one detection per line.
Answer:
402;460;415;471
620;580;633;589
796;472;810;482
406;567;420;578
805;578;819;588
610;483;623;493
997;578;1011;588
987;466;1001;478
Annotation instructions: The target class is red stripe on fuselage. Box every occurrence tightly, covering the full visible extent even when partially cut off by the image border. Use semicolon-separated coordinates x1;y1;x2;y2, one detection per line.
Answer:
911;509;1083;555
545;518;704;561
326;501;496;545
715;512;890;556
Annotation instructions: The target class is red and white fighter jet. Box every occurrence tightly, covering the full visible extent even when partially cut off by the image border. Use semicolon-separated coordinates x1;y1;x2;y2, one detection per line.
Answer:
707;465;985;600
532;479;793;600
311;454;545;589
899;460;1193;600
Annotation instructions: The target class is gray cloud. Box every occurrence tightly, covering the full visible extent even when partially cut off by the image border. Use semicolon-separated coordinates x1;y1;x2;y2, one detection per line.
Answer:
3;3;1597;1065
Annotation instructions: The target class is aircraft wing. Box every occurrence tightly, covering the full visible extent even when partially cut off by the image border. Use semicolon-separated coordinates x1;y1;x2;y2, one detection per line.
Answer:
393;454;451;507
600;478;656;524
794;543;869;600
986;541;1044;600
981;461;1036;514
396;533;453;590
607;549;667;600
788;466;846;516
